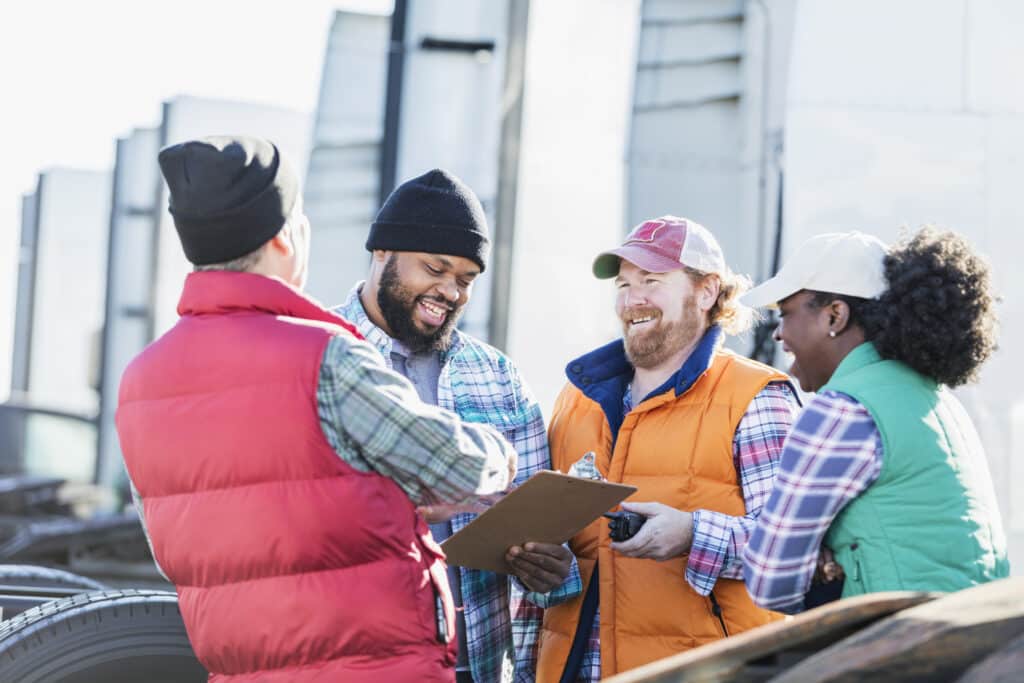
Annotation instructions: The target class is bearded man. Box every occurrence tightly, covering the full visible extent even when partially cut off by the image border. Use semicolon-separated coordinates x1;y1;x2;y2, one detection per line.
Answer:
335;169;579;683
535;216;802;681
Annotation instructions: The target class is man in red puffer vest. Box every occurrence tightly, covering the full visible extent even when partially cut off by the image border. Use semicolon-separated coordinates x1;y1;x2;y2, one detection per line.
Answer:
116;135;517;682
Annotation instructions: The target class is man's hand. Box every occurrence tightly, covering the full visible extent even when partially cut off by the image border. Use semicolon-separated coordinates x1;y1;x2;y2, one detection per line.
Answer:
610;501;693;561
418;495;502;524
506;449;518;487
505;542;574;593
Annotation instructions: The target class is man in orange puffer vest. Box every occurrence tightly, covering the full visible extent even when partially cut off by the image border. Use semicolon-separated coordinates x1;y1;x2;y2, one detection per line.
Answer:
537;217;801;681
116;136;517;682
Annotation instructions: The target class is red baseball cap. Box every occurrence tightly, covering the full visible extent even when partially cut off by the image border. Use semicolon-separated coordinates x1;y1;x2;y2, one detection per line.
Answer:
593;216;726;279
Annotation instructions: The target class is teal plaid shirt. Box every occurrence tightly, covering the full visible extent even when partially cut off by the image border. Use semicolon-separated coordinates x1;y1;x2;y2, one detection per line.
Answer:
333;286;581;683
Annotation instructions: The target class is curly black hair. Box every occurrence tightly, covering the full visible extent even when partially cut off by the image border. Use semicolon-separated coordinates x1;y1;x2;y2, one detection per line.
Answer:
813;228;997;387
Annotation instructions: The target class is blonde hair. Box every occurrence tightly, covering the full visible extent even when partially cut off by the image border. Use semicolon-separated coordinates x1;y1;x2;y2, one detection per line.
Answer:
684;266;756;335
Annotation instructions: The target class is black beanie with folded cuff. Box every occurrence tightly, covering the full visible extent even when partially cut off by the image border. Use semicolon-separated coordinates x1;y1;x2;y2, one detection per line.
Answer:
366;168;490;272
158;135;298;266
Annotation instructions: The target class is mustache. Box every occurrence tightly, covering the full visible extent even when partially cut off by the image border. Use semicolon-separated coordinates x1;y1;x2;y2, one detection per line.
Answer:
621;306;661;323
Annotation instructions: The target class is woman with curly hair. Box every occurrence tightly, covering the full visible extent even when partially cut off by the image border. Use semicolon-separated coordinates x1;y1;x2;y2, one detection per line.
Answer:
739;229;1009;613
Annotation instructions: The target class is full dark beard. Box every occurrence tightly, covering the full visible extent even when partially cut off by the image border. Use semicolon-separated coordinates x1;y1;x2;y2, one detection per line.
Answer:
622;298;702;369
377;256;462;354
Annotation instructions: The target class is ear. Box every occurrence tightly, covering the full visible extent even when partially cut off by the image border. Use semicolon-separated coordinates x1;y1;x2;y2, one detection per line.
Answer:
267;227;295;257
828;299;853;335
366;249;393;286
696;275;721;313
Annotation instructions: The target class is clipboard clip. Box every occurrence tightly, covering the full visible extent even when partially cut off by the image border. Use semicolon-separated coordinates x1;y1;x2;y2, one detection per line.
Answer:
567;451;605;481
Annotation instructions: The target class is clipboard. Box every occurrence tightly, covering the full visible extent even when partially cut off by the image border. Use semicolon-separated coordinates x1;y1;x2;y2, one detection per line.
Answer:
440;470;637;574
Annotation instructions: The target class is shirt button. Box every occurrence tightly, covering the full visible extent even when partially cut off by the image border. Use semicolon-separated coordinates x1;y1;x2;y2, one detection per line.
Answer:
850;543;859;550
581;377;592;386
571;364;583;374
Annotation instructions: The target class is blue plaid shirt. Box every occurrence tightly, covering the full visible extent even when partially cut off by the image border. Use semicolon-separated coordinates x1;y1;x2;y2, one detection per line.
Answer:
743;391;882;614
335;285;581;683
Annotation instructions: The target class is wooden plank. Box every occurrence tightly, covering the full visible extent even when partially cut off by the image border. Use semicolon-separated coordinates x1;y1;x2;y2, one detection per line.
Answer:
603;591;935;683
957;632;1024;682
772;577;1024;682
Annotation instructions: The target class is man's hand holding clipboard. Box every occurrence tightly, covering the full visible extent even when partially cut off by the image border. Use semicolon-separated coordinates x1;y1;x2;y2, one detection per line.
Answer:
440;470;637;575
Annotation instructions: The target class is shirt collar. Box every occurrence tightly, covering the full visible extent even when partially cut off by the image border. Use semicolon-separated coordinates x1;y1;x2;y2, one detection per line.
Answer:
390;337;411;360
565;324;724;399
563;325;723;439
335;282;396;357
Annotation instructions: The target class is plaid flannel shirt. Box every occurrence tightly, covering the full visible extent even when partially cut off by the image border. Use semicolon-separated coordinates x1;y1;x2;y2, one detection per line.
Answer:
687;381;802;593
567;380;800;681
317;333;516;504
743;391;882;614
334;286;581;683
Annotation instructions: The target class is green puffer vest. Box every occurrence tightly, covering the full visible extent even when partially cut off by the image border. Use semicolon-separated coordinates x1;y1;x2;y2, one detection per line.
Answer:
822;343;1009;597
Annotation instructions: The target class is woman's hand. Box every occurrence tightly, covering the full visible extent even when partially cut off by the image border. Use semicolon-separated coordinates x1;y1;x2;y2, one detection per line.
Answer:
813;546;845;583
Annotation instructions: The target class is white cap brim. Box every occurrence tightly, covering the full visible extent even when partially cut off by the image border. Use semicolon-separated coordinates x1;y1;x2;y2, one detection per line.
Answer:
740;274;802;309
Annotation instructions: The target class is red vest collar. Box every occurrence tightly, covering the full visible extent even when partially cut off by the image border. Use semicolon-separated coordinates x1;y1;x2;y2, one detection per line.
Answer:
177;271;363;340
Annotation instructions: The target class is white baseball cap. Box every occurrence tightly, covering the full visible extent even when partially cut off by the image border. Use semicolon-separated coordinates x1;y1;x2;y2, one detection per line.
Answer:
742;232;889;309
593;216;726;279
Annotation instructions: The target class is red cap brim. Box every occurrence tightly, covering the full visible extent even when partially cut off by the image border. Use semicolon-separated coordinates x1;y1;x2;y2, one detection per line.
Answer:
592;245;683;279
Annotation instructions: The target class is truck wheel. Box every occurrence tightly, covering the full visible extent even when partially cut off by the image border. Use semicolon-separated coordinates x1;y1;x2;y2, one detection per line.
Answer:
0;564;106;591
0;589;207;682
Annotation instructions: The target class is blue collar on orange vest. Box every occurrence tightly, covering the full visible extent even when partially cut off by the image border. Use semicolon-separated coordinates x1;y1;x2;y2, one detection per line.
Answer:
564;325;723;438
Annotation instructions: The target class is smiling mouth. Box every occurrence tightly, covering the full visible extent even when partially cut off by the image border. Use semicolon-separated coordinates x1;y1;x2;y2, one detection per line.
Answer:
417;298;453;327
626;315;657;331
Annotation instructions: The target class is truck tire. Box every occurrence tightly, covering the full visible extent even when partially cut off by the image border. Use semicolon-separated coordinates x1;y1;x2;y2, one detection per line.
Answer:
0;564;106;591
0;589;207;682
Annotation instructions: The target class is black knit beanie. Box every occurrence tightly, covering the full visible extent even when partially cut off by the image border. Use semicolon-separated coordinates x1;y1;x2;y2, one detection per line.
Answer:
158;135;298;265
366;169;490;271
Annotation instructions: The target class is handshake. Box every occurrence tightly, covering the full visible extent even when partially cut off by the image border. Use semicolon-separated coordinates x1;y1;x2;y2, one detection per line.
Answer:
417;494;503;524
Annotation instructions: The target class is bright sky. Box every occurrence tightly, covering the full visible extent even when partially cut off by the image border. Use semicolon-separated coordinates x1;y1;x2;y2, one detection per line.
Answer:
0;0;393;397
